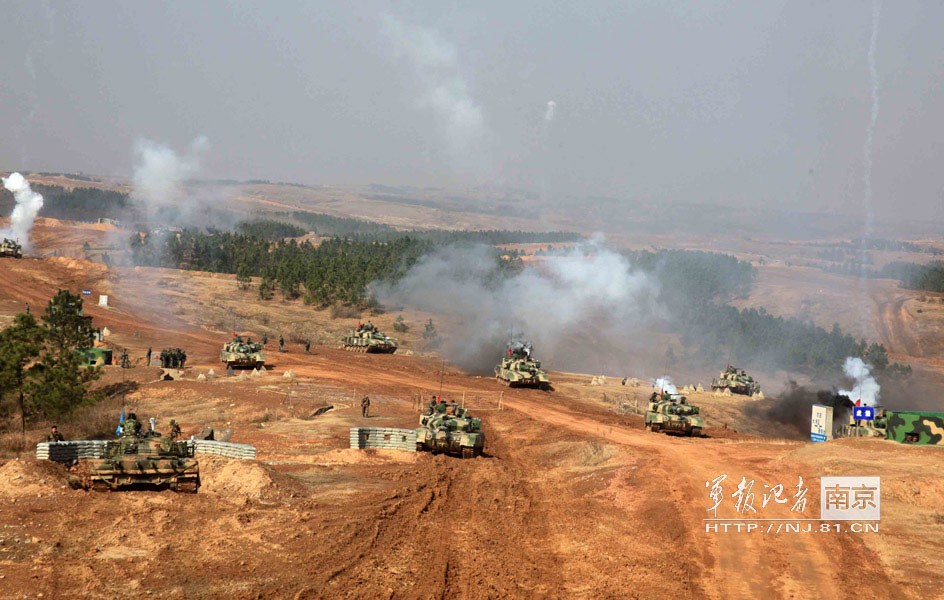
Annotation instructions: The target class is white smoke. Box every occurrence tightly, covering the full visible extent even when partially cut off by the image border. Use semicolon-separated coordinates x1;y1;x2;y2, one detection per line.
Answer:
1;172;44;250
544;100;556;122
373;238;662;372
381;15;488;164
654;377;677;395
132;136;208;222
838;357;881;407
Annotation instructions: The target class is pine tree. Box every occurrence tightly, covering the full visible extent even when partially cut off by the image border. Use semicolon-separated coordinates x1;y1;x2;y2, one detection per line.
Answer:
42;289;98;351
0;314;46;435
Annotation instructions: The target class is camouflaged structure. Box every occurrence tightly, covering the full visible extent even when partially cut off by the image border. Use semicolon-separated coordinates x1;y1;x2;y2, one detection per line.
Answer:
886;411;944;445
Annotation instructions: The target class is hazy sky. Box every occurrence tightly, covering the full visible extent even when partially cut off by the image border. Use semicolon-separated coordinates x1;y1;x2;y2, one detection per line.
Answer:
2;1;943;218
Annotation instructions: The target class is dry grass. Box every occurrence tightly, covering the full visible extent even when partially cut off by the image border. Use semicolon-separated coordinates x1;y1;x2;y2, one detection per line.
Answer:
329;303;362;320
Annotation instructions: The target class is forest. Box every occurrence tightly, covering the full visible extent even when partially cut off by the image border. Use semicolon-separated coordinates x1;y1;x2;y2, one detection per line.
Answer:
0;184;130;222
625;249;907;375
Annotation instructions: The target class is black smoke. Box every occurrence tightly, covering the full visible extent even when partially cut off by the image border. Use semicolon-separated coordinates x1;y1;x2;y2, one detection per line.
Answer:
746;381;854;440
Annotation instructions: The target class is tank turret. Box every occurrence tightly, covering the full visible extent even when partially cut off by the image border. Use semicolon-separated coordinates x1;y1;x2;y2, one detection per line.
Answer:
340;322;398;354
415;404;485;458
494;342;551;390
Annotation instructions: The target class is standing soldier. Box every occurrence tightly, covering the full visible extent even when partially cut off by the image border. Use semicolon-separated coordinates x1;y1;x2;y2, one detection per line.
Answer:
168;419;182;440
361;396;371;418
146;347;152;367
262;333;268;348
305;339;311;354
120;349;131;368
46;425;65;442
179;348;187;369
279;335;285;353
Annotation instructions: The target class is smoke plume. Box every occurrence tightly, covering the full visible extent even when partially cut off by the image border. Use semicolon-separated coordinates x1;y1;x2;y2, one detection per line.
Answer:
131;136;208;224
1;172;44;250
373;239;662;373
654;377;677;395
381;15;489;165
837;356;880;406
746;382;855;440
544;100;556;122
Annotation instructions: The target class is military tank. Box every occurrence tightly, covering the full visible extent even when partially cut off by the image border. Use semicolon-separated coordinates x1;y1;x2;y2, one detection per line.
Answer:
220;336;265;368
494;342;551;390
710;365;760;396
89;416;199;492
415;404;485;458
76;347;113;367
340;322;398;354
644;392;704;437
836;408;888;438
0;238;22;258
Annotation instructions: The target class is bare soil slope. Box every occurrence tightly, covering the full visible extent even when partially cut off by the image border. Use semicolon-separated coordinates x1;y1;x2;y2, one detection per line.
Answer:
1;235;944;598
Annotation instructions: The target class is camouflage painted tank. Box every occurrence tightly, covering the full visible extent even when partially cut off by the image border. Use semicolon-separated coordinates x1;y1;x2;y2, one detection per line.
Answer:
220;336;265;368
494;342;551;389
0;238;22;258
340;322;398;354
90;417;199;492
710;365;760;396
415;404;485;458
644;393;704;437
76;347;113;367
836;408;888;438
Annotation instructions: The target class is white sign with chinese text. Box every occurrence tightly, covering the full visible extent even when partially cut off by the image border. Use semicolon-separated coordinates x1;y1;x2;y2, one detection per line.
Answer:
811;404;833;442
820;476;880;521
98;295;108;307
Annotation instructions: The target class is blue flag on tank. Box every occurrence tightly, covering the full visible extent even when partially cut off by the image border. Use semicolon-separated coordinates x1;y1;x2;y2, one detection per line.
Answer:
116;406;125;435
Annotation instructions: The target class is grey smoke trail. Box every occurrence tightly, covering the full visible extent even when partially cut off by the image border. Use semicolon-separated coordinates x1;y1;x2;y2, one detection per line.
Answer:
1;172;44;250
863;0;881;238
544;100;556;122
856;1;881;321
381;15;489;165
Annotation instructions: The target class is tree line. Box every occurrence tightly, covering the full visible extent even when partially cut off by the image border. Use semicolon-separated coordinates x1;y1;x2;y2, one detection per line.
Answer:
626;249;908;376
0;184;130;223
130;231;437;306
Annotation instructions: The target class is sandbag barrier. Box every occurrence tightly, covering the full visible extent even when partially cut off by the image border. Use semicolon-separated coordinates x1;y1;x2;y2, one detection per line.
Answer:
36;439;256;462
191;440;256;459
349;427;417;452
35;440;107;461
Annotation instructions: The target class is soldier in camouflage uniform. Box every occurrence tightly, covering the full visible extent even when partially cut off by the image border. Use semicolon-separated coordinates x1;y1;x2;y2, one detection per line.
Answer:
168;419;182;440
46;425;65;442
361;396;371;418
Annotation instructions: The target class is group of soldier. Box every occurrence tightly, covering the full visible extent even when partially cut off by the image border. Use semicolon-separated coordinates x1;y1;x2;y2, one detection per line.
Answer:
118;412;182;440
158;348;188;369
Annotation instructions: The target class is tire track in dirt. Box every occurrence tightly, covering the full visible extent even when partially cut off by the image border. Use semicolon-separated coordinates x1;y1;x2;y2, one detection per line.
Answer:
497;394;904;599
